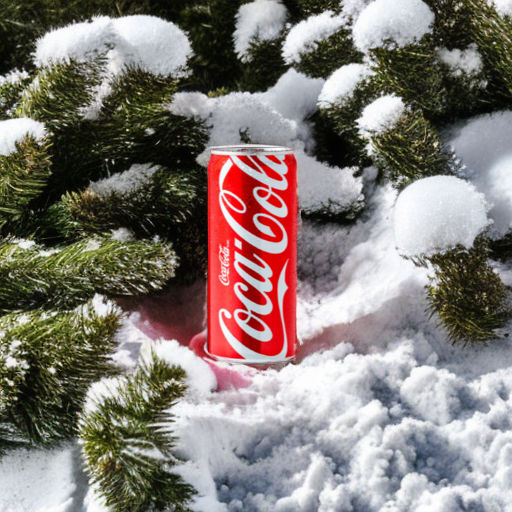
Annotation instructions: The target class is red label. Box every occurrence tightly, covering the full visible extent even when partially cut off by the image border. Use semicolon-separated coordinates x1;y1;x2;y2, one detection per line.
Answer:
207;151;297;363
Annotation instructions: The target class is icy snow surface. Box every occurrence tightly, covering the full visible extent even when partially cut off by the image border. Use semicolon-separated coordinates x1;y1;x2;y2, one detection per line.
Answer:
89;163;160;197
282;11;346;64
394;176;489;257
0;117;46;156
352;0;434;52
34;15;192;77
488;0;512;17
234;0;288;62
450;110;512;239
318;63;373;108
357;94;406;140
438;44;484;78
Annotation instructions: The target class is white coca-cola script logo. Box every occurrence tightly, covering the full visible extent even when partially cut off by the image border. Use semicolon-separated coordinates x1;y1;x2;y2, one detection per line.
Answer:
217;154;290;361
218;243;230;285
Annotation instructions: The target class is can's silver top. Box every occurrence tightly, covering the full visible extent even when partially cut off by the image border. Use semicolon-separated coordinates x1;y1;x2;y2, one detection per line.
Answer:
209;144;293;155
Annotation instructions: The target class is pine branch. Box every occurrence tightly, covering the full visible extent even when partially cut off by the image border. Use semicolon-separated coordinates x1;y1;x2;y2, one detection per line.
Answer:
79;350;195;512
0;135;52;233
295;29;363;79
370;37;447;119
361;107;457;189
48;166;198;240
424;238;510;344
0;296;121;450
0;237;179;312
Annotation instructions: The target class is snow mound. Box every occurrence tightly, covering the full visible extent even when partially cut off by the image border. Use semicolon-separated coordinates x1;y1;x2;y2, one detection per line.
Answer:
89;163;160;197
256;68;324;122
0;117;46;156
34;16;117;67
282;11;346;64
394;176;489;257
112;15;192;77
234;0;288;62
34;15;192;77
450;110;512;239
353;0;434;52
341;0;374;19
488;0;512;16
357;94;406;139
318;63;373;108
297;152;363;216
438;44;484;78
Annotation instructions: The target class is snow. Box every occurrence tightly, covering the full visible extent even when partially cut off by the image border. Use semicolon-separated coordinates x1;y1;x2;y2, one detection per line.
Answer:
394;176;489;257
341;0;374;19
317;63;373;108
112;15;192;77
145;339;217;397
0;118;46;156
282;11;346;64
169;79;361;216
4;185;512;511
89;163;159;197
352;0;434;52
256;69;324;123
488;0;512;16
234;0;288;62
34;15;192;78
438;44;484;78
297;152;364;216
0;69;29;86
0;445;80;512
357;94;406;140
450;110;512;239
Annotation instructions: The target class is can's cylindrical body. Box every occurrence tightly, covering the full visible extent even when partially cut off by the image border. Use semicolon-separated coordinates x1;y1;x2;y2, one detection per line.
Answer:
207;145;297;365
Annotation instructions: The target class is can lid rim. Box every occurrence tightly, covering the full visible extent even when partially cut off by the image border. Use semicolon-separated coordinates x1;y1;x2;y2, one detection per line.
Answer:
209;144;294;155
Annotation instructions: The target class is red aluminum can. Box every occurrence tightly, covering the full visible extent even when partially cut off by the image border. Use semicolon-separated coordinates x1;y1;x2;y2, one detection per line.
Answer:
207;145;297;365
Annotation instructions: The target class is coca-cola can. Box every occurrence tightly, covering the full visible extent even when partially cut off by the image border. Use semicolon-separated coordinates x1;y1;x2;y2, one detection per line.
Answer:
207;145;297;365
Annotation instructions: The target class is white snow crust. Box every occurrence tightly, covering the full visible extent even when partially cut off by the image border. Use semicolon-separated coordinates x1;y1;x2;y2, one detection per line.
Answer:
34;15;192;78
488;0;512;16
438;44;484;78
282;11;346;64
0;118;46;156
450;110;512;239
297;152;363;215
357;94;406;139
89;163;160;197
234;0;288;62
352;0;434;52
394;176;489;256
318;63;373;108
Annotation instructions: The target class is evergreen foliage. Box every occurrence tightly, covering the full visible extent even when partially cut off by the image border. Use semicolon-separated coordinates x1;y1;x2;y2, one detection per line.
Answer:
0;135;52;232
2;0;512;508
361;106;456;189
295;29;362;79
0;238;178;312
0;297;121;451
79;350;194;512
423;238;510;344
